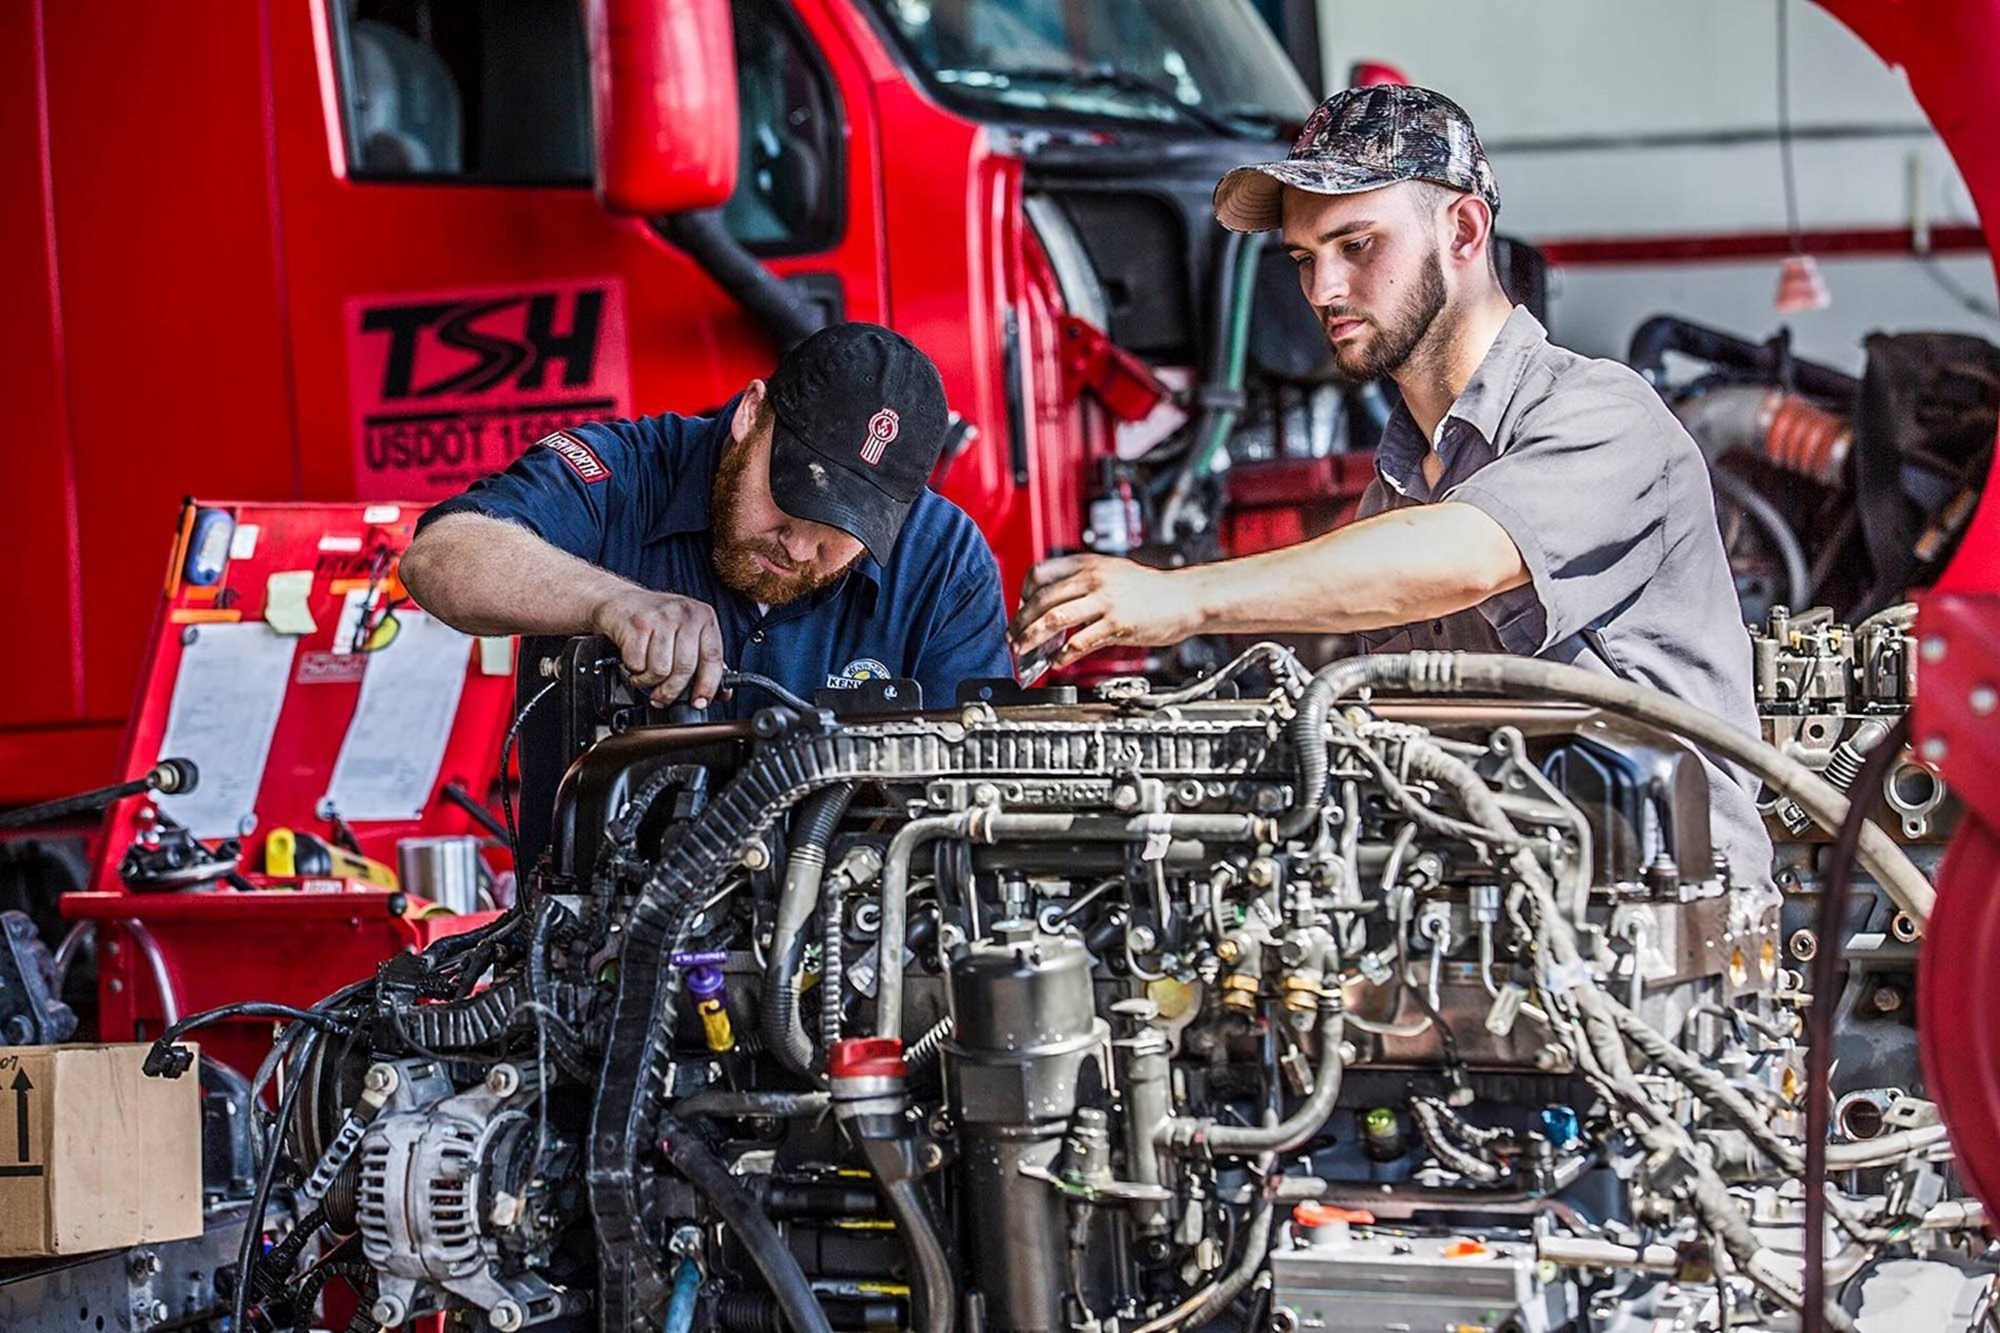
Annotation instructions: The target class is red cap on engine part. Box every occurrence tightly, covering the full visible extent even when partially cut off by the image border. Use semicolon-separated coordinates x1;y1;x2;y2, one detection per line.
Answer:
827;1037;907;1080
1292;1202;1375;1228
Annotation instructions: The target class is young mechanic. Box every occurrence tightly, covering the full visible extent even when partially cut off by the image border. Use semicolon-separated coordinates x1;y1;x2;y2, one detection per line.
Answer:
1008;85;1773;886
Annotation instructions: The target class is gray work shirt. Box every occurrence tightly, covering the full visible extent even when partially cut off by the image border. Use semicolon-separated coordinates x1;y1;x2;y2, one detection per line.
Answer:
1354;307;1774;891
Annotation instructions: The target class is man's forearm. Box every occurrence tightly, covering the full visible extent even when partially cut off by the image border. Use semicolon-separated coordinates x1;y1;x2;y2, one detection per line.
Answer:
1177;502;1528;635
400;513;639;637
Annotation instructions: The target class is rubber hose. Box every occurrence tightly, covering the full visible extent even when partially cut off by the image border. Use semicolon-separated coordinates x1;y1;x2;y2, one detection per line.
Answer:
765;785;856;1076
1306;652;1933;924
666;1258;702;1333
1710;465;1811;611
883;1178;957;1333
660;1118;833;1333
1162;230;1267;537
1278;658;1377;838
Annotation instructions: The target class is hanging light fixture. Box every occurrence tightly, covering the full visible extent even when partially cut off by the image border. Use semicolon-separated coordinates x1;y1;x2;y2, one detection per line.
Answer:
1774;0;1830;311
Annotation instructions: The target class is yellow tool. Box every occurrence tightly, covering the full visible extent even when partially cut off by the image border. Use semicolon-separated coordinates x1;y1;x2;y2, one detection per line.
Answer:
264;828;399;888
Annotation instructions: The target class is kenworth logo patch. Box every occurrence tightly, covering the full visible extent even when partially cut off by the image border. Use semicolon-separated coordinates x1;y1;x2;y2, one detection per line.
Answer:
537;431;609;483
861;408;899;466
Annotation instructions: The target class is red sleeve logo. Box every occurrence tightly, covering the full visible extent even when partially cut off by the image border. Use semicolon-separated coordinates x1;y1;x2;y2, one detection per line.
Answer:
860;408;900;466
537;431;610;483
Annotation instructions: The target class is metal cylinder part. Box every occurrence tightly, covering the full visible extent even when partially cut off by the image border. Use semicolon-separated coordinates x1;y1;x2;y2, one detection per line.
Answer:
945;922;1108;1333
396;836;483;914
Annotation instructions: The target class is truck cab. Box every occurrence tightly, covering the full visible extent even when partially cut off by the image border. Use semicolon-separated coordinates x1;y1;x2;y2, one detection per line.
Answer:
1;0;1319;812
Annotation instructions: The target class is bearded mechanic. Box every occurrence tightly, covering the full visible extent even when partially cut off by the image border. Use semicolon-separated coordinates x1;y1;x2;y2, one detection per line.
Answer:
1010;85;1775;887
403;322;1010;870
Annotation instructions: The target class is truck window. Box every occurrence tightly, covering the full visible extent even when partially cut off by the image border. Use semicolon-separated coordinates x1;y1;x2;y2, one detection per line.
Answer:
726;0;844;254
329;0;592;184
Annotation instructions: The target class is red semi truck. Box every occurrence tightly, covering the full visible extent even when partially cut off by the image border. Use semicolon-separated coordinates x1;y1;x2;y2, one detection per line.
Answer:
0;0;1332;823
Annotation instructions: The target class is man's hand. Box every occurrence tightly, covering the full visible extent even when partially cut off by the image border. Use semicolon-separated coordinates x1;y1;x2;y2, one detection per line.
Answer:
590;588;727;708
1009;554;1200;670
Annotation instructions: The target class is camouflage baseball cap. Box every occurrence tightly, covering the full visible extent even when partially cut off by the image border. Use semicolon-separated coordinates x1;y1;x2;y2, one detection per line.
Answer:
1213;85;1500;233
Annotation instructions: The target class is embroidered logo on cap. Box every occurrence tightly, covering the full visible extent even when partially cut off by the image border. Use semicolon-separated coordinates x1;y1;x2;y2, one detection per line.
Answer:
536;431;609;483
860;408;899;466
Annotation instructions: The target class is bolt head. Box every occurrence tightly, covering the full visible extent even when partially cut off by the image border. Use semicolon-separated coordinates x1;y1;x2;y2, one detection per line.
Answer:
1922;635;1948;664
1974;685;1998;716
490;1300;525;1332
1921;736;1949;763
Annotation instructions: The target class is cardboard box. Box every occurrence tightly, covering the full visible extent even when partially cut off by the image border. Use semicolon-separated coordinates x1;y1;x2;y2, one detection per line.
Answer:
0;1043;202;1256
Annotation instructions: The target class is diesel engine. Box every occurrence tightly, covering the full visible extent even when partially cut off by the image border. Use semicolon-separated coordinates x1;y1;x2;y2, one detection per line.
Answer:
182;642;1986;1333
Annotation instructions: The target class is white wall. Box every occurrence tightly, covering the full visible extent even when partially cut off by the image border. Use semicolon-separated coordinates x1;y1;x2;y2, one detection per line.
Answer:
1315;0;2000;373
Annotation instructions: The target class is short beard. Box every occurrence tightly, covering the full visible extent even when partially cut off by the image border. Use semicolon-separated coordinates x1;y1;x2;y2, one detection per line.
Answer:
1325;243;1449;383
710;436;860;606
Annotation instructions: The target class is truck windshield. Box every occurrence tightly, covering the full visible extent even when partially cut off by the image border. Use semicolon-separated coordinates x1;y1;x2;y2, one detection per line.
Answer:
867;0;1315;134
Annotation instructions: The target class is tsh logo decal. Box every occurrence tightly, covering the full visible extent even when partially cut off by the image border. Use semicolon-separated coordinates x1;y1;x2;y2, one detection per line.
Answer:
361;291;605;400
345;278;632;501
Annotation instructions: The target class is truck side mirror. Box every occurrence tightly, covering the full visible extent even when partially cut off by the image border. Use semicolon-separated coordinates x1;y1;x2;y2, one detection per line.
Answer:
587;0;740;216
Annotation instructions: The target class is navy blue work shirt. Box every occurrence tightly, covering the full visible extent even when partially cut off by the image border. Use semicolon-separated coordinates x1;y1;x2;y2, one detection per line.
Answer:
417;398;1011;870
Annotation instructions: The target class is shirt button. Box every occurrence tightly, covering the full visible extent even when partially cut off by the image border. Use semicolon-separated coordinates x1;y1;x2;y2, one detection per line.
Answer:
1433;620;1445;634
750;630;766;644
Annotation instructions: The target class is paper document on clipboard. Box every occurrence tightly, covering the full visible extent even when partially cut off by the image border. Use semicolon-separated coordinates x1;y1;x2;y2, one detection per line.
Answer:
325;611;472;820
155;622;297;838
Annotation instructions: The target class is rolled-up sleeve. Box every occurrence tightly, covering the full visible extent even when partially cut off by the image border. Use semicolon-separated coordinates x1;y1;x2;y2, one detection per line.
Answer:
1444;385;1669;655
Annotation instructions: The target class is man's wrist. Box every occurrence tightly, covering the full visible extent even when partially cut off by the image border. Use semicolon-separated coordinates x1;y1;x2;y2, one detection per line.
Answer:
1176;563;1232;637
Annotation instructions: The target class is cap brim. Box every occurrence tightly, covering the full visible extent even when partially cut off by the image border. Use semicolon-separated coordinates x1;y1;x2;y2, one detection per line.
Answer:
1213;160;1405;232
767;418;909;564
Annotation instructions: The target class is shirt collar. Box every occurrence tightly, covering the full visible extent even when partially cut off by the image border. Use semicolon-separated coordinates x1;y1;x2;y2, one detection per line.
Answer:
662;395;885;603
1445;305;1547;444
1374;305;1548;497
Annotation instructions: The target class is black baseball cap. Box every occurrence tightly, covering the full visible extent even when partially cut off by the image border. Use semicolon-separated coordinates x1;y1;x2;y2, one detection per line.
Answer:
1213;84;1500;233
764;323;949;564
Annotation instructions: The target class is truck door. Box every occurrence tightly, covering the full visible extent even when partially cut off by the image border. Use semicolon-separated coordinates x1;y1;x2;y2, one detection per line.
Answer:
271;0;885;505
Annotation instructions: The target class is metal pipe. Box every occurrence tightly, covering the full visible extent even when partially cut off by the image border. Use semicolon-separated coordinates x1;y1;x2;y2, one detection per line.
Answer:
877;810;1270;1041
1823;1123;1949;1168
876;812;980;1042
1159;1009;1345;1155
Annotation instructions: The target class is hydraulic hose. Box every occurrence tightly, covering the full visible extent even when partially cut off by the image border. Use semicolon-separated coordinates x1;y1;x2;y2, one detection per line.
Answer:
1159;1009;1345;1155
660;1117;833;1333
882;1178;957;1333
1289;653;1933;925
1709;465;1811;611
765;785;857;1076
1161;230;1267;539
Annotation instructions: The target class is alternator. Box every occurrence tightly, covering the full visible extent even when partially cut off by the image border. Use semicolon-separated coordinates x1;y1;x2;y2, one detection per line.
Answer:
355;1060;572;1331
